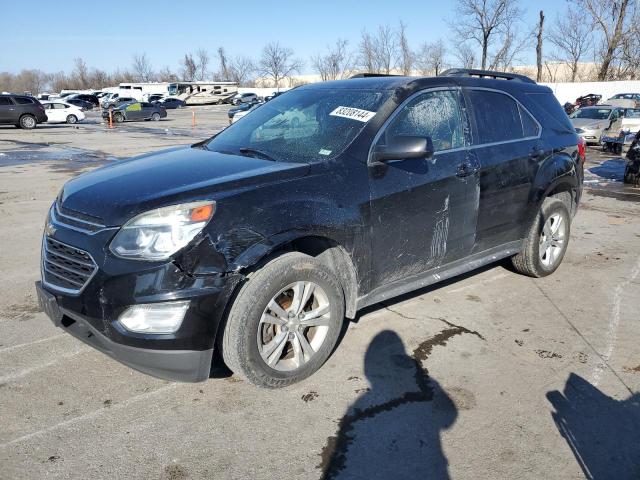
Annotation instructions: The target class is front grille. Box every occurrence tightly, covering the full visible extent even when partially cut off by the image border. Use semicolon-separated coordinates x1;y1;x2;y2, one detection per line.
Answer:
53;200;106;233
42;237;97;293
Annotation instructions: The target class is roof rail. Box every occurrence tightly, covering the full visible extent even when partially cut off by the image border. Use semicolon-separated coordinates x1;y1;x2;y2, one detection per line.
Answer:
439;68;536;84
349;73;401;79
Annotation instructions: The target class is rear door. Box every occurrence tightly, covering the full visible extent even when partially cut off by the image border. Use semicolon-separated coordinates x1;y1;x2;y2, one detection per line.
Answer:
368;88;479;288
463;88;542;251
0;97;16;123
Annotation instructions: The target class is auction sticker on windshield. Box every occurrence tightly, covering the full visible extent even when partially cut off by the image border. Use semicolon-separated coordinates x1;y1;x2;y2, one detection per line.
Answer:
329;106;376;122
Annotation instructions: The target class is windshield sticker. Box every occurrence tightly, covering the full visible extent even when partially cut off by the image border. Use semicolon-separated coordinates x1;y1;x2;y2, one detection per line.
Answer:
319;149;332;156
329;106;376;123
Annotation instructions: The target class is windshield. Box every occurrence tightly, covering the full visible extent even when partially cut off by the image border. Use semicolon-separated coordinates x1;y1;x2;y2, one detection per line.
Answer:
205;88;389;163
570;108;611;120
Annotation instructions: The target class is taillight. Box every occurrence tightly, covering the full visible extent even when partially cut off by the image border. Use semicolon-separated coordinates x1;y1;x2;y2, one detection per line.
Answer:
577;138;586;164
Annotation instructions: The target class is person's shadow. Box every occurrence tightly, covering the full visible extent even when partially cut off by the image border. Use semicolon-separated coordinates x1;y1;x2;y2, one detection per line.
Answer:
319;330;457;480
547;373;640;479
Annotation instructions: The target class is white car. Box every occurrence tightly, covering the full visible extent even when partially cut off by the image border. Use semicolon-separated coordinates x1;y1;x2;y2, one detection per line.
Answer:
41;101;85;124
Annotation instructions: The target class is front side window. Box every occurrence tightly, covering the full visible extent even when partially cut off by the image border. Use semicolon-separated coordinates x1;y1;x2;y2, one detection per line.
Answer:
467;90;524;144
379;89;465;152
205;88;389;163
0;97;12;106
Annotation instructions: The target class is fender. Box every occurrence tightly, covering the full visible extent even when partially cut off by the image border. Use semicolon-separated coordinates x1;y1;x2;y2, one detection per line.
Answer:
530;150;578;207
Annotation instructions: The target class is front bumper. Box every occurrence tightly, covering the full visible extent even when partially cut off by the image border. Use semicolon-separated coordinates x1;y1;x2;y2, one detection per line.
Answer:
38;281;214;382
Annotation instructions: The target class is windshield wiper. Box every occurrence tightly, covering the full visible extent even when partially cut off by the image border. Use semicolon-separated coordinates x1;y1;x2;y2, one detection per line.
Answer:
238;147;275;161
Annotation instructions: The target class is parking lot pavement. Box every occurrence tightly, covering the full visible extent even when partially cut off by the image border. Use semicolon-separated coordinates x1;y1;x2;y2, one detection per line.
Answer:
1;116;639;480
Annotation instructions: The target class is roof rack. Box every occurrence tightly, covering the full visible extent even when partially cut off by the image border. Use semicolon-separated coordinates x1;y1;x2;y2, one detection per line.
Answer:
439;68;536;84
349;73;401;78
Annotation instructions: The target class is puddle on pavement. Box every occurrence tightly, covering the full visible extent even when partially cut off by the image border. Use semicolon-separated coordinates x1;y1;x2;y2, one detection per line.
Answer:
0;146;118;172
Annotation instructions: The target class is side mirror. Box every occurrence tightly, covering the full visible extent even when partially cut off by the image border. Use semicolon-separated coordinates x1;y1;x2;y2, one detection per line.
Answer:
372;135;434;163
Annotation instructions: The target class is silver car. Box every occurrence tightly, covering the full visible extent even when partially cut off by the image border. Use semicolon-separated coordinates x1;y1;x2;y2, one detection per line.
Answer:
570;106;623;144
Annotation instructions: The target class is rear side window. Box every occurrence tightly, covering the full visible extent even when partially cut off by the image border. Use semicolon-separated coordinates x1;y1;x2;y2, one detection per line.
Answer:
14;97;34;104
467;90;523;144
519;105;540;137
0;97;12;106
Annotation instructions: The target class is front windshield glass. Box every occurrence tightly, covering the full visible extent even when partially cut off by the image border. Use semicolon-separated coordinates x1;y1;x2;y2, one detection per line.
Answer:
570;108;611;120
205;88;389;163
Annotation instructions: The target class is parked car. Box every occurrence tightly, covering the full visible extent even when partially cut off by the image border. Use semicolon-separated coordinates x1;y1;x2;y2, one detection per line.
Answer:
624;131;640;185
232;92;259;105
37;69;582;387
570;105;624;144
231;103;261;123
158;97;186;109
102;96;138;110
606;93;640;109
576;93;601;107
41;101;85;124
264;91;284;102
600;108;640;153
227;102;254;123
147;94;165;103
101;101;167;122
69;93;100;107
0;94;48;129
65;98;95;111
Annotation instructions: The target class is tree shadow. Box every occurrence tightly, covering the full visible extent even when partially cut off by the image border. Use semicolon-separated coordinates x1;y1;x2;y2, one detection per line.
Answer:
318;330;459;480
547;373;640;479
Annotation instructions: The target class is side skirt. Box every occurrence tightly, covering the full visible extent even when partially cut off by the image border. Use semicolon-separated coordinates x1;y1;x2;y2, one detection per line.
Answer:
356;240;523;310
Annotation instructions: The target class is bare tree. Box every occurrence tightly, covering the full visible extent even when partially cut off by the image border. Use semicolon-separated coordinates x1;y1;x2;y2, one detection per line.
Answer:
132;53;154;82
573;0;633;80
488;15;528;70
452;0;523;70
217;47;230;80
311;39;354;80
396;21;413;75
157;67;179;82
228;56;255;85
536;10;545;82
358;30;377;72
195;48;210;81
374;25;396;73
548;5;593;82
181;54;197;81
72;58;89;88
258;42;302;89
415;40;447;75
453;43;476;69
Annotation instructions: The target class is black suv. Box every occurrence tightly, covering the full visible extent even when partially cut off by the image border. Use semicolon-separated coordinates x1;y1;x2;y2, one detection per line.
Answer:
0;94;48;129
36;69;582;387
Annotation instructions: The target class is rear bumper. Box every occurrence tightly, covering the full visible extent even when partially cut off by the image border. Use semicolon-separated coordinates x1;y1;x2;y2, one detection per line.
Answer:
40;284;214;382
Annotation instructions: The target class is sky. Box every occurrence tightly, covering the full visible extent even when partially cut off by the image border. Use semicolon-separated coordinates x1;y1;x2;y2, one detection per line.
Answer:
1;0;566;75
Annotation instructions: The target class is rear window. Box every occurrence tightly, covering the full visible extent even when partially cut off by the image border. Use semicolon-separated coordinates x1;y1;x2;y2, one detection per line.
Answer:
14;97;34;104
526;92;575;134
467;90;524;144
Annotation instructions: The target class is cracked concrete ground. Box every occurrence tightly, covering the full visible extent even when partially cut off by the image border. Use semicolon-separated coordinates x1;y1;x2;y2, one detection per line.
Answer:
1;111;639;479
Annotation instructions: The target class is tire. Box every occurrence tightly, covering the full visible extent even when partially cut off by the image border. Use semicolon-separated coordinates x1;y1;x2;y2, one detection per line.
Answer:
511;197;571;278
221;252;345;388
151;112;161;121
113;113;124;123
66;115;78;124
19;115;36;129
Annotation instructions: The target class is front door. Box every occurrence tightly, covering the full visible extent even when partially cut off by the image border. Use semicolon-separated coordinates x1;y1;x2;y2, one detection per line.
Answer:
368;88;479;289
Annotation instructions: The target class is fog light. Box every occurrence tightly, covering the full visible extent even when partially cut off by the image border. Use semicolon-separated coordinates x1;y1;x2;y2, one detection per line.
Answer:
118;301;190;333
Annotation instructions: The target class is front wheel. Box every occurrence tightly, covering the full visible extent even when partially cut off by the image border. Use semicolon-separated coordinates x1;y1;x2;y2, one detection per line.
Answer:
113;113;124;123
221;252;345;388
511;197;571;277
66;114;78;124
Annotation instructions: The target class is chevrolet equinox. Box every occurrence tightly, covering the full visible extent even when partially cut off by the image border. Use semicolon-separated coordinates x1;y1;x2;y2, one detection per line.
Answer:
36;69;583;387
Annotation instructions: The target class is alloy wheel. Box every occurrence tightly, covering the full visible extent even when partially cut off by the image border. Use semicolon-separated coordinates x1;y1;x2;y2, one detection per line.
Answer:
539;212;566;268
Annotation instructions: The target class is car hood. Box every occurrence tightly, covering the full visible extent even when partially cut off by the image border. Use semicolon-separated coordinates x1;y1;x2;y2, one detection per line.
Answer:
59;146;310;226
571;118;607;129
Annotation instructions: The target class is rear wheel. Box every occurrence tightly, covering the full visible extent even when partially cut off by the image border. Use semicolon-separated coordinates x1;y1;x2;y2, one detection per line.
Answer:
151;112;161;121
511;197;571;277
66;114;78;124
221;252;345;388
19;115;36;129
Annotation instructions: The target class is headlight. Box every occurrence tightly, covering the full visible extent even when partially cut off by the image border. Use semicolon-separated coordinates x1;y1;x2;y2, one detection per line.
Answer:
110;201;215;260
